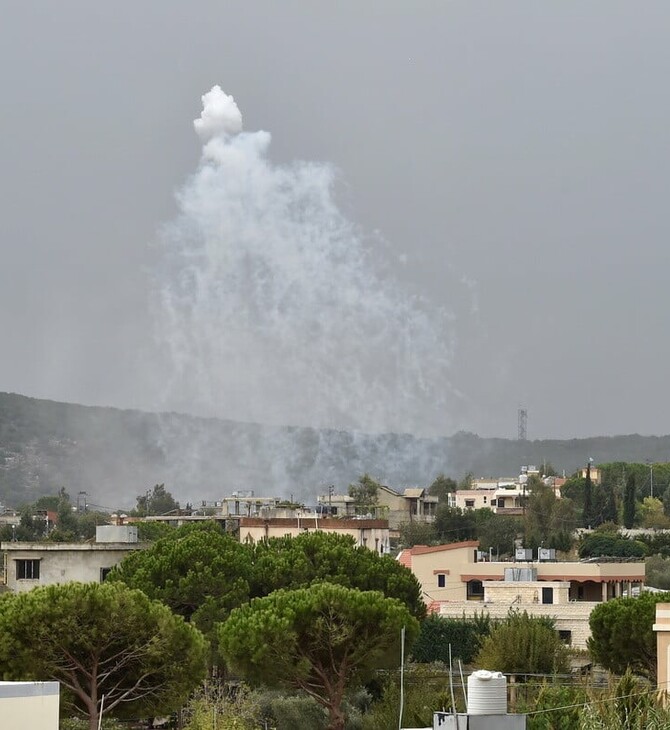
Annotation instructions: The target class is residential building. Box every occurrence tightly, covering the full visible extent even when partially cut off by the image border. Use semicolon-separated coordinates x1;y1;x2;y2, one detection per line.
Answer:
237;517;390;554
317;485;438;529
398;541;645;648
0;525;142;593
450;467;567;515
578;467;602;484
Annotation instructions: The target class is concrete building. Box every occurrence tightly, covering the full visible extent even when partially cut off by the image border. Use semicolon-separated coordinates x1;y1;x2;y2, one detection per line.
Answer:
1;525;141;592
238;517;390;554
398;541;645;648
450;469;567;515
654;602;670;699
0;682;59;730
317;485;438;529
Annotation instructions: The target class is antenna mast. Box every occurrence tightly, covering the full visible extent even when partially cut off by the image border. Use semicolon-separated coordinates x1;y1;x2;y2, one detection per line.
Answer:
517;408;527;441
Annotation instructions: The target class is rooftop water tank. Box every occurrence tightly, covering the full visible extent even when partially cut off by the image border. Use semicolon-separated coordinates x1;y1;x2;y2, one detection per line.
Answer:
467;670;507;715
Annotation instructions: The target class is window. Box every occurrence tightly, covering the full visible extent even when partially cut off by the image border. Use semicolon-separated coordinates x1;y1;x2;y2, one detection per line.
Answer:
437;574;446;588
467;580;484;600
558;630;572;645
465;499;475;508
16;559;40;580
100;568;112;582
542;587;554;605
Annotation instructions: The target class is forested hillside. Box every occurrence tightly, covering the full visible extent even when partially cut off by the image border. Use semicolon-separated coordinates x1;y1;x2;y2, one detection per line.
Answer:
1;392;669;508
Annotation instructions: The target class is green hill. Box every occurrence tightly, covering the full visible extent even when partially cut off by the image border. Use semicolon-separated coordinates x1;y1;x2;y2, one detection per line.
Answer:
1;392;668;509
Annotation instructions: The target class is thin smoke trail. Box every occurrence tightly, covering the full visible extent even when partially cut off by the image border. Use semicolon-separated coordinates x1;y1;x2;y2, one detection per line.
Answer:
153;86;458;439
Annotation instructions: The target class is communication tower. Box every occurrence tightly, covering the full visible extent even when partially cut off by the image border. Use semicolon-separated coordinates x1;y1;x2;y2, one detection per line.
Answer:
518;408;527;441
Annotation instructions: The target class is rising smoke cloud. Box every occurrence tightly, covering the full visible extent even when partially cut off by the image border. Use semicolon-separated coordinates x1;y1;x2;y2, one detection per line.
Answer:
153;86;458;439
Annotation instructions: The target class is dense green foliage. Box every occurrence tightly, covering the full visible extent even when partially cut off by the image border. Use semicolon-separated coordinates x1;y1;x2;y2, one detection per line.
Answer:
110;526;425;659
251;530;425;618
588;591;670;680
427;474;457;501
0;582;207;730
348;474;381;514
645;554;670;590
133;482;180;516
523;480;576;552
474;611;569;675
623;473;637;528
219;583;419;730
109;523;253;649
411;613;491;664
578;532;647;559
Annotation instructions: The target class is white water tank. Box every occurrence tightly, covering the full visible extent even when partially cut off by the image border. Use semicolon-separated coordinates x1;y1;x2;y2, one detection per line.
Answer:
467;670;507;715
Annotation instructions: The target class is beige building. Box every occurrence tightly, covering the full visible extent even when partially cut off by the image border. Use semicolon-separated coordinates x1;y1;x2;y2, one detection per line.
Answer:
654;603;670;699
0;682;59;730
398;541;646;648
318;485;438;529
1;526;141;593
238;517;390;554
449;484;525;515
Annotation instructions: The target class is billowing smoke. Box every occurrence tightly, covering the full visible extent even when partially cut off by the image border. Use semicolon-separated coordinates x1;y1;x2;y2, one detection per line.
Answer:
153;86;458;443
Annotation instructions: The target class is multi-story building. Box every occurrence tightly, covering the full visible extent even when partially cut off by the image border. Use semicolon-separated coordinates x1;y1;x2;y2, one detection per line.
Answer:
450;467;567;515
398;541;646;648
317;485;438;529
0;525;141;593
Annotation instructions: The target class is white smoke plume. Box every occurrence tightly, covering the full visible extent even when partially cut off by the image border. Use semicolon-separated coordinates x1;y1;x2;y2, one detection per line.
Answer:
153;86;458;439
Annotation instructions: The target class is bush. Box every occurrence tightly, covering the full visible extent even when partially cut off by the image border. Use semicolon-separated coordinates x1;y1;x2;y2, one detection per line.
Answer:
474;611;569;675
645;554;670;590
411;613;491;664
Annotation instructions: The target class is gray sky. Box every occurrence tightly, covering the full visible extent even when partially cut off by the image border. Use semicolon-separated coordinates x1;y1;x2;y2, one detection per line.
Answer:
2;1;669;440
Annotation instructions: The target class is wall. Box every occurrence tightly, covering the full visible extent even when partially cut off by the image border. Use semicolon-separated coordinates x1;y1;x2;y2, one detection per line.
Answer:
1;543;141;592
0;682;59;730
437;600;597;649
484;580;570;606
238;518;390;554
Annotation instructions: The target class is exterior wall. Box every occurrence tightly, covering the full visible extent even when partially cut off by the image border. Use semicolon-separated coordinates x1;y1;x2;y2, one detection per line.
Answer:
0;682;59;730
402;542;479;603
1;543;141;592
450;491;493;511
238;518;390;554
483;580;570;606
438;600;596;649
654;603;670;699
471;478;499;490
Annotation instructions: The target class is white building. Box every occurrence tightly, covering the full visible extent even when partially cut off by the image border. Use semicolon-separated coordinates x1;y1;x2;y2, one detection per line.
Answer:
0;682;59;730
